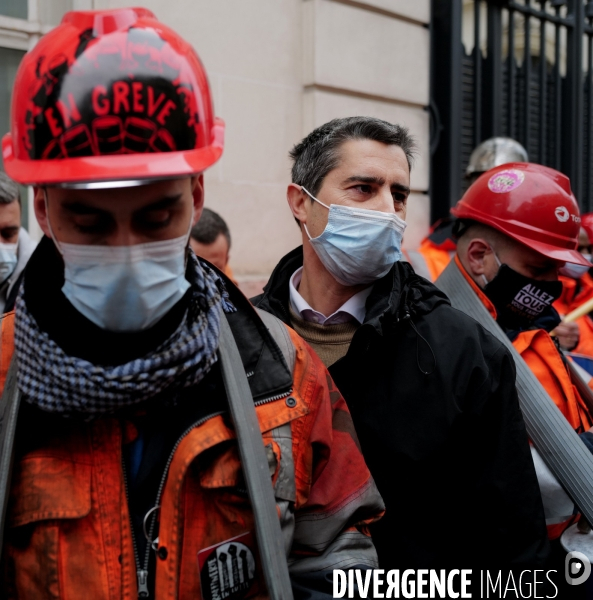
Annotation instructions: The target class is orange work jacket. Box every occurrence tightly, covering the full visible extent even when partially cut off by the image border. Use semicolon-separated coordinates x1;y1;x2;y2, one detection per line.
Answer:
554;274;593;358
0;311;383;599
456;256;593;538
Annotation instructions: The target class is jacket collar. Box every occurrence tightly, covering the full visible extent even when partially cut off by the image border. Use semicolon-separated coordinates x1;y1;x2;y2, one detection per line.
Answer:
255;246;450;336
218;267;293;402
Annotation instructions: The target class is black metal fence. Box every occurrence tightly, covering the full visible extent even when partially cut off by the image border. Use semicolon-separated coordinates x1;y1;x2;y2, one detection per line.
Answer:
430;0;593;219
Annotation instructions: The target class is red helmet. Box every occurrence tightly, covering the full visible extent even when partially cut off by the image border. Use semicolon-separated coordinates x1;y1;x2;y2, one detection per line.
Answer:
451;162;590;266
2;7;224;187
581;213;593;244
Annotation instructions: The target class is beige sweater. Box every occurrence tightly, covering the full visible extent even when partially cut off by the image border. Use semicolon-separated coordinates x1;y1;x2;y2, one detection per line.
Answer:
289;307;358;368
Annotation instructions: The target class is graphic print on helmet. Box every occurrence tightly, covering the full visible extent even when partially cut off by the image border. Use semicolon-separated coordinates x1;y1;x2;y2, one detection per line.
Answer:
3;8;224;187
25;27;198;160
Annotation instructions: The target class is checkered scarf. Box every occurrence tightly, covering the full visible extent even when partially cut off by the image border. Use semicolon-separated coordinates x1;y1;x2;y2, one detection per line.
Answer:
14;254;235;417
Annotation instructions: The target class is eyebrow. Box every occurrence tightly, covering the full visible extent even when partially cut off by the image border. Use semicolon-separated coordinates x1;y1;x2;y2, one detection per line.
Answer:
342;175;410;194
62;194;184;215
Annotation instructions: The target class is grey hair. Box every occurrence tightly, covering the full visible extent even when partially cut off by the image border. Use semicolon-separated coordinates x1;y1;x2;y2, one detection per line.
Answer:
289;116;416;198
0;171;19;206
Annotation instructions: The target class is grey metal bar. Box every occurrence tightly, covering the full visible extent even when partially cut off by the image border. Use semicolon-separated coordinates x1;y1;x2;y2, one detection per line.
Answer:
474;0;482;145
486;1;503;137
218;316;293;600
429;0;463;218
566;0;584;202
524;0;532;152
539;1;547;164
554;4;562;170
509;8;516;139
588;26;593;211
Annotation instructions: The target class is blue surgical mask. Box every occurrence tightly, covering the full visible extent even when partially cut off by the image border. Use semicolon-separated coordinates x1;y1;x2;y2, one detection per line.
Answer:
302;187;406;286
44;189;192;332
0;242;18;284
59;236;191;331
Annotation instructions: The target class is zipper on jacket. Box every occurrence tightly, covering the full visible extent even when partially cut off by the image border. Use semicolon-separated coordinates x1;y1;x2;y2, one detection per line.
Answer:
121;458;150;598
125;387;292;598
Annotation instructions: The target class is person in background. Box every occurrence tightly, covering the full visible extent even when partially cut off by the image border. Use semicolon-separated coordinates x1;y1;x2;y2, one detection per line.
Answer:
452;163;593;545
404;137;528;281
190;207;236;282
0;171;36;312
553;227;593;355
254;116;548;571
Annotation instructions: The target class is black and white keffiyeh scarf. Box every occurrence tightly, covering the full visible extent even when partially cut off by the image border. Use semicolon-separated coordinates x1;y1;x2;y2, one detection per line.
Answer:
14;255;235;417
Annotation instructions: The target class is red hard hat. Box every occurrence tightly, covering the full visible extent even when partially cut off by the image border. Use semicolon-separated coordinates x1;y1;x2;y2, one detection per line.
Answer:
451;162;590;266
2;7;224;187
582;213;593;244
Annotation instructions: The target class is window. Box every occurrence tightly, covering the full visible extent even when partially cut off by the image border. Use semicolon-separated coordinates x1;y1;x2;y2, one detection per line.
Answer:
0;0;27;20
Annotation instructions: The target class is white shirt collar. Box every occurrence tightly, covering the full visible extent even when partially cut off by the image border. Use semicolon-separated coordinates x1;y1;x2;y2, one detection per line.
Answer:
288;267;371;326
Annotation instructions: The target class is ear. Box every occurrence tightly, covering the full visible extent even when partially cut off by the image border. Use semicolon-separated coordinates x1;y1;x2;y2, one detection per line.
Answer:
191;175;204;226
465;238;491;278
33;186;52;238
287;184;310;225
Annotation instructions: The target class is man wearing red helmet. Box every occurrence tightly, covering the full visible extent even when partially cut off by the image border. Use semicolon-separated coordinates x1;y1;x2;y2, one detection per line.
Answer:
403;137;528;282
0;9;384;599
451;163;593;542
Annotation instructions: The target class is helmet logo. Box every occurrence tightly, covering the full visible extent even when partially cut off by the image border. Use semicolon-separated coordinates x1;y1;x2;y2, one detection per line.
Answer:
555;206;570;222
487;169;525;194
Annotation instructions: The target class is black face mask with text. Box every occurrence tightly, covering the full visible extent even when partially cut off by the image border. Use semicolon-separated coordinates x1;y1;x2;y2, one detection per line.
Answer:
483;264;563;331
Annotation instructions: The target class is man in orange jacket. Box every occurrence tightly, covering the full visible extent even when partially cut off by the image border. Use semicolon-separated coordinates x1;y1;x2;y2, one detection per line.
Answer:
553;227;593;358
0;9;383;598
452;163;593;544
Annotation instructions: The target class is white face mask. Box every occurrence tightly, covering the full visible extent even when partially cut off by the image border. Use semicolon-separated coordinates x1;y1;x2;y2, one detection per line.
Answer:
302;187;407;286
0;242;18;284
44;189;192;332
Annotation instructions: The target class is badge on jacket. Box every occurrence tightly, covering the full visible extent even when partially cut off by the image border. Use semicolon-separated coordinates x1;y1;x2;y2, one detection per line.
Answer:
198;532;258;599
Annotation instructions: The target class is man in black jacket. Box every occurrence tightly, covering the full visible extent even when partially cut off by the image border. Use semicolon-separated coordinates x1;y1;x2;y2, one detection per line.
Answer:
253;116;549;571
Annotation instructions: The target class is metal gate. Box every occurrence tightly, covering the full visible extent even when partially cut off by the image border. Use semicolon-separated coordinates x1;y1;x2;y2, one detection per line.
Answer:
430;0;593;219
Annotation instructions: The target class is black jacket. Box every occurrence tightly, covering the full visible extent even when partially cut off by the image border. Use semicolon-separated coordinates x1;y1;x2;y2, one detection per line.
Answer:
253;246;550;570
